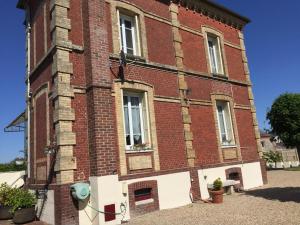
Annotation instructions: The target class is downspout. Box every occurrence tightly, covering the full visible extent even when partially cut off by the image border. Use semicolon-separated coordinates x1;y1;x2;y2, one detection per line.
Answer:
25;7;31;178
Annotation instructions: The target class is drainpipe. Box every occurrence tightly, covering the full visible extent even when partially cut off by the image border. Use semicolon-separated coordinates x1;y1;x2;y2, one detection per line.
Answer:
25;7;31;178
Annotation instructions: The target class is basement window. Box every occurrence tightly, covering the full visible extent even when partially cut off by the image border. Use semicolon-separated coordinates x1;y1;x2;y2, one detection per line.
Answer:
134;188;153;205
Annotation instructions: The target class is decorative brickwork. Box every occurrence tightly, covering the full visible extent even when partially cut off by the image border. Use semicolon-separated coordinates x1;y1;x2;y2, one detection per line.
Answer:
50;0;76;184
238;31;263;158
169;3;195;167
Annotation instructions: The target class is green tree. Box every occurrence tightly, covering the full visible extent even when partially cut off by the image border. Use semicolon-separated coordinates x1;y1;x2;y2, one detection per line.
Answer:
262;151;283;168
267;93;300;156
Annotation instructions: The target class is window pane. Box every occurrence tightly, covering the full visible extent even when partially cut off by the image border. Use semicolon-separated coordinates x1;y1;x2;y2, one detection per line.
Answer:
125;20;132;29
217;105;227;143
120;19;124;51
125;29;133;54
224;103;234;144
123;96;131;146
131;97;142;145
215;39;223;74
208;40;217;74
142;97;149;144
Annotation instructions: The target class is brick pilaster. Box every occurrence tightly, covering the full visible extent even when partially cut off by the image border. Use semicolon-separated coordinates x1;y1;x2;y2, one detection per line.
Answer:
82;0;118;176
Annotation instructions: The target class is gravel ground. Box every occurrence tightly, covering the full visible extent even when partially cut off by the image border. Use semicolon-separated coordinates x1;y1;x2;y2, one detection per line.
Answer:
128;170;300;225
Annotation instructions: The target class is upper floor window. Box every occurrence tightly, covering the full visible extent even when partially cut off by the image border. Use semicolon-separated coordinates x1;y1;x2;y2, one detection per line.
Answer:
216;101;235;146
207;35;224;75
123;91;150;150
119;12;141;56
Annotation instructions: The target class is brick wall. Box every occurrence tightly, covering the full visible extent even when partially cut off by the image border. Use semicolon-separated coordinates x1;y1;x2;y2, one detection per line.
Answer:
235;109;259;161
190;105;220;166
145;17;176;66
154;101;187;170
53;184;79;225
181;30;208;72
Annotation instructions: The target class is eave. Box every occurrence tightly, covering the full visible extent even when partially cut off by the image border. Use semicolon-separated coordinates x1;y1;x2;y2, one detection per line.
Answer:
16;0;27;9
172;0;251;29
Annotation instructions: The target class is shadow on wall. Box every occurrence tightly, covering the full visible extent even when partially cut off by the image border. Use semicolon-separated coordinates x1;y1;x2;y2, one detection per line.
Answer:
245;187;300;203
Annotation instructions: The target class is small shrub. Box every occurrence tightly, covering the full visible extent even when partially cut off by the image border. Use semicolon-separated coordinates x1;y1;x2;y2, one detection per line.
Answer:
0;183;13;207
213;178;223;191
7;188;36;213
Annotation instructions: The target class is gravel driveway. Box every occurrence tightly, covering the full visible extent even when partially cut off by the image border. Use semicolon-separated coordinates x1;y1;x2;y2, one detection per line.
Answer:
128;170;300;225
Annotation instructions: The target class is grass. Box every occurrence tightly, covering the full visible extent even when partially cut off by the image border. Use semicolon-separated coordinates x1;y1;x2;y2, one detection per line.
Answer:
284;167;300;171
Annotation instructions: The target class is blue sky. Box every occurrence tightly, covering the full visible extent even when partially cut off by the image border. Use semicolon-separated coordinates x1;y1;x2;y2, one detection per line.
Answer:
0;1;299;163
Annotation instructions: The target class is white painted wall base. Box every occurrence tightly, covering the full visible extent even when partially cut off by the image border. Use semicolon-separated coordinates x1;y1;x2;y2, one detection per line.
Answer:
198;161;263;199
77;162;263;225
79;172;192;225
36;190;55;225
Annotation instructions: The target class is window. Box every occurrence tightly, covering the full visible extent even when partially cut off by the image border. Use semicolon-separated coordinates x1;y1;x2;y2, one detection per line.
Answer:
207;35;224;75
119;12;140;56
134;188;153;205
123;92;150;150
216;101;235;146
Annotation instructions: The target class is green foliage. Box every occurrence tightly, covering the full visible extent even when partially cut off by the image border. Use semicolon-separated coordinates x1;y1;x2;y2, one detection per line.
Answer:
267;93;300;148
6;188;36;213
0;162;26;172
262;151;283;166
213;178;223;191
0;183;14;207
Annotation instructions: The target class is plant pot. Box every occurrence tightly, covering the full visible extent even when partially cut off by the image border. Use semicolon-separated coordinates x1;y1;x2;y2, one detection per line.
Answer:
209;189;224;204
12;207;36;224
0;206;13;220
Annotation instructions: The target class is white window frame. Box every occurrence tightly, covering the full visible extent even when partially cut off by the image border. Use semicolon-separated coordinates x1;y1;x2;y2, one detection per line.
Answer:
207;35;224;75
122;91;150;151
118;11;141;56
216;101;235;147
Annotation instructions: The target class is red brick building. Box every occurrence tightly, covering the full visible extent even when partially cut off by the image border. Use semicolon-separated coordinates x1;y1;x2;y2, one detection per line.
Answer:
17;0;267;224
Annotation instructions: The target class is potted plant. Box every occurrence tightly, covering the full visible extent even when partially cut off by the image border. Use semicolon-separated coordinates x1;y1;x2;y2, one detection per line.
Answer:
7;188;37;224
209;178;224;204
0;183;13;220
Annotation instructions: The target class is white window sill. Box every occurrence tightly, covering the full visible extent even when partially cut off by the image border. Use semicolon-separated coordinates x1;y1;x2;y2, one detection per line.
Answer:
221;145;237;149
135;198;154;206
125;149;154;154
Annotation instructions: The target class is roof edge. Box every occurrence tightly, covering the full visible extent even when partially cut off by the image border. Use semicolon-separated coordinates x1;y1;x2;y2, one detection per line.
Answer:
16;0;26;9
206;1;250;24
172;0;250;29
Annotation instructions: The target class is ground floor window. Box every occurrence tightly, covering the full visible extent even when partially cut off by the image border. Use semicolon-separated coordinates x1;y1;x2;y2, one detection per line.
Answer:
123;91;150;150
216;100;235;146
